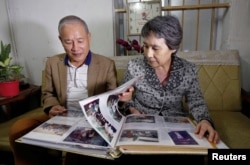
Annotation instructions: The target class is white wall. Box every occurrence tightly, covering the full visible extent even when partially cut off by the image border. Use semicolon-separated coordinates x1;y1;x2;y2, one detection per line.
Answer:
0;0;12;55
5;0;114;85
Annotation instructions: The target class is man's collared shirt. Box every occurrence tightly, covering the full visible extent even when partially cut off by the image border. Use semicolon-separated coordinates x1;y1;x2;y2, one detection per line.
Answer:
65;51;91;110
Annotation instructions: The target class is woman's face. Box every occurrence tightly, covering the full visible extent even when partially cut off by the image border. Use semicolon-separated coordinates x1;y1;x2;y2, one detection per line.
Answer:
142;33;176;69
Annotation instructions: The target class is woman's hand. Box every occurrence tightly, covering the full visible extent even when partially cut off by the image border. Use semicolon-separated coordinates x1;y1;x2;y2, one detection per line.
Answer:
129;107;143;114
194;119;220;144
118;86;134;102
48;105;67;118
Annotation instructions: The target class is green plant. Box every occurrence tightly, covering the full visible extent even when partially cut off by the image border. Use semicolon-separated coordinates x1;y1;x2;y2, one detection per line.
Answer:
0;40;25;82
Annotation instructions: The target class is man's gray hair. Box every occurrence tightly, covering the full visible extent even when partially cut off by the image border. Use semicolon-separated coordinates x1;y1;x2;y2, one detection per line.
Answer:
58;15;89;34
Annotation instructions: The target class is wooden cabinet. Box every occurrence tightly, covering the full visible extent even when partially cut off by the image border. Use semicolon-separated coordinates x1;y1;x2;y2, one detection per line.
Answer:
0;84;41;122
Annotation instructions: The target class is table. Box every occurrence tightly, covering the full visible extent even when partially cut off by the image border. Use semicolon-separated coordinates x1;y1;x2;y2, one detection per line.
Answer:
0;84;41;122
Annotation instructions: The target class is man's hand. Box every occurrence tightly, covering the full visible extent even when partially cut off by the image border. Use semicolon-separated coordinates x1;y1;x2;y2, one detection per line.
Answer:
48;105;67;118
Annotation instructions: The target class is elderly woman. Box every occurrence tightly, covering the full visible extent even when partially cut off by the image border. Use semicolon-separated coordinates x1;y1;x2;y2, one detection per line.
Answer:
122;15;220;144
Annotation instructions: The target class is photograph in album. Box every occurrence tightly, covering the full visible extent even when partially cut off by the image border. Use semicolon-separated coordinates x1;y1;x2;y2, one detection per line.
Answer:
168;130;198;145
82;96;119;143
64;126;108;147
32;122;71;136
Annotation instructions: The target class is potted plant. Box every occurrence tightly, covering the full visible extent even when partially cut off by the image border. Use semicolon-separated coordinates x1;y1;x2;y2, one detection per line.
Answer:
0;40;25;97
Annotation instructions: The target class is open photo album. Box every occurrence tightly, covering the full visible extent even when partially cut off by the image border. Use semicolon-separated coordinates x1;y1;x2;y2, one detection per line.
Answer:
18;76;228;159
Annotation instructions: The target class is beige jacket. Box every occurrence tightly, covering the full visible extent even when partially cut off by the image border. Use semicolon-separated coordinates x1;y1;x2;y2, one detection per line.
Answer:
42;52;117;112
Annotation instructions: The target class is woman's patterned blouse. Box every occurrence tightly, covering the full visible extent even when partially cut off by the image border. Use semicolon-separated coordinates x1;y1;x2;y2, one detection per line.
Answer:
121;55;213;124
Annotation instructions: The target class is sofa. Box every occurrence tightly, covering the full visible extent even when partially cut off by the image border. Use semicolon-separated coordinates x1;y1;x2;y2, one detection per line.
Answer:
0;50;249;154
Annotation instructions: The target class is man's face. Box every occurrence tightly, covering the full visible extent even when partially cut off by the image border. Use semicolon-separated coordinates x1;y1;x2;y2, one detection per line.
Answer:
59;22;91;67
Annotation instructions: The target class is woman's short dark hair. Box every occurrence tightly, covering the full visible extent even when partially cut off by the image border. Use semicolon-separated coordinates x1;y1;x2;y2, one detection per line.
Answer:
141;15;183;51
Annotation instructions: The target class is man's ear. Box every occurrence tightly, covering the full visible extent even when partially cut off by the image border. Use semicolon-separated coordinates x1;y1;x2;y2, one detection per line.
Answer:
58;36;62;41
88;33;91;42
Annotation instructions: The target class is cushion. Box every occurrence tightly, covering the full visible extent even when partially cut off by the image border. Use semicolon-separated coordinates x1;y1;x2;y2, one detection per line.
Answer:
210;111;250;149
